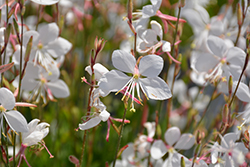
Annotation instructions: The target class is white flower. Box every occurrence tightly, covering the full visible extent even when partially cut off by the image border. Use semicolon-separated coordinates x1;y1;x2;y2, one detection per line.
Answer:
13;23;72;71
137;20;171;53
0;88;28;134
22;119;50;146
99;50;172;111
79;63;110;131
150;127;195;167
15;62;70;104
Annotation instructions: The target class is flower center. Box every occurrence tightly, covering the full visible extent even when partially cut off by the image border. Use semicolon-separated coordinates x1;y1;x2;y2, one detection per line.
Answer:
37;42;43;50
0;105;5;112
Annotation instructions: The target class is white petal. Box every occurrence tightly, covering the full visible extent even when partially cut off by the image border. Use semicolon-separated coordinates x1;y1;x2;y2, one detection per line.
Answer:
144;122;155;138
174;134;195;150
139;55;163;77
139;77;172;100
99;110;110;122
22;131;44;146
164;127;180;146
45;37;72;58
141;29;158;45
233;81;250;102
31;0;59;5
38;23;59;45
207;36;228;58
85;63;109;81
112;50;135;73
150;20;162;39
0;88;15;110
226;47;246;67
79;116;102;130
162;41;171;52
150;140;168;159
47;79;70;98
98;70;131;96
4;111;28;132
142;5;156;18
23;119;40;138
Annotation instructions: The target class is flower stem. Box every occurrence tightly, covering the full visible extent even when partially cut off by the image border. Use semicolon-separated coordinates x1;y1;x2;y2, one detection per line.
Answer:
166;6;182;129
112;102;128;167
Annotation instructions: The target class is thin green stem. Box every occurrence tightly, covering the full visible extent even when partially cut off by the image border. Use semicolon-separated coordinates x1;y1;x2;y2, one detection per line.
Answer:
80;130;87;166
166;6;182;129
112;103;128;167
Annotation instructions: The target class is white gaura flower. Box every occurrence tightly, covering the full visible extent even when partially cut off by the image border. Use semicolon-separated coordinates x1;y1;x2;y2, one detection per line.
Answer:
79;88;110;131
22;119;50;147
9;119;52;167
79;63;110;131
30;0;59;5
0;88;29;134
13;23;72;71
15;62;70;104
150;127;195;167
137;20;171;53
99;50;172;111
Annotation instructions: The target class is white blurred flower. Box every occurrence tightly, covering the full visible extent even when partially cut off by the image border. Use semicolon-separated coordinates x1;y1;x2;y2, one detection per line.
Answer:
0;88;29;134
150;127;195;167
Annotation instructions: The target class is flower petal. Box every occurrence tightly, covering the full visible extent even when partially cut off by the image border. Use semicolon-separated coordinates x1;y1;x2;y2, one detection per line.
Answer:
139;77;172;100
23;131;44;146
207;36;228;58
45;37;72;58
226;47;246;67
150;140;168;159
233;81;250;102
164;127;181;146
99;110;110;122
4;110;28;132
112;50;136;74
174;134;195;150
0;88;15;110
98;70;131;97
38;23;59;45
47;79;70;98
79;116;102;130
85;63;109;81
139;55;163;77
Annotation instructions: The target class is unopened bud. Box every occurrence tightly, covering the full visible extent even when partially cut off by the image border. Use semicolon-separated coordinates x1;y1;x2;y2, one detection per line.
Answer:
127;0;133;21
196;130;201;144
237;3;242;26
181;156;186;167
4;23;11;44
222;104;229;124
24;36;33;62
180;0;185;7
68;155;80;167
228;75;233;97
245;130;250;141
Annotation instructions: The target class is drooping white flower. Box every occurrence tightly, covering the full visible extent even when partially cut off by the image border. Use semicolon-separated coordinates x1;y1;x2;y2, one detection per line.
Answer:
137;20;171;53
135;122;155;157
79;63;110;131
99;50;172;111
0;88;29;134
22;119;50;146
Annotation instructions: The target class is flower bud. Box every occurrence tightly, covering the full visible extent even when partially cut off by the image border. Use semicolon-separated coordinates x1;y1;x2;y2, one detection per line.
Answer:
237;3;242;26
